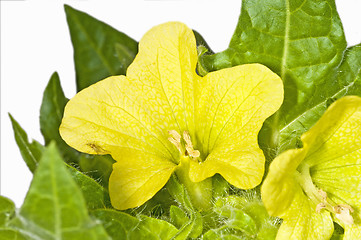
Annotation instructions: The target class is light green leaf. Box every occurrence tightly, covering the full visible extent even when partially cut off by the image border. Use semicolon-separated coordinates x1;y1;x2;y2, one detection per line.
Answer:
199;0;353;160
166;175;203;239
9;143;110;239
0;228;27;240
170;205;188;229
64;5;138;91
0;196;15;227
203;227;245;240
9;114;44;173
66;165;111;210
92;209;178;240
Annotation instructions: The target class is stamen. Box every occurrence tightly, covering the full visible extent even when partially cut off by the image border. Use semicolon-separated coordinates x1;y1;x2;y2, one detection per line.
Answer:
335;205;354;225
167;130;200;159
168;130;181;142
316;203;326;213
183;131;200;158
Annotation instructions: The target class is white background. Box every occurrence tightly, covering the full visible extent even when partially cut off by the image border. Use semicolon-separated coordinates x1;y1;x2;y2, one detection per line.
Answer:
1;0;361;207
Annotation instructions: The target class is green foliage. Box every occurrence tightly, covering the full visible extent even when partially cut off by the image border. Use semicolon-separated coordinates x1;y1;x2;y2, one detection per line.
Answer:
0;229;27;240
0;196;15;227
166;175;203;239
64;5;138;91
92;209;178;240
8;143;111;239
39;72;115;187
199;0;361;163
40;72;78;162
10;114;111;210
9;114;44;173
204;194;278;239
6;1;361;239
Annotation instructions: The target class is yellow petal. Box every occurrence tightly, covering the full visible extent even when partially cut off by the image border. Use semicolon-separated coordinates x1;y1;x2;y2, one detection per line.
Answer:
302;96;361;221
126;21;199;139
109;149;177;210
261;147;306;217
276;189;333;240
60;22;199;162
343;224;361;240
191;64;284;189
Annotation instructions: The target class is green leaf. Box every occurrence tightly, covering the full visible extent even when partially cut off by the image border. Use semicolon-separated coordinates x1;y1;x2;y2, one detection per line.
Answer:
40;72;79;163
203;227;245;240
0;228;27;240
199;0;352;160
64;5;138;91
78;154;114;188
9;112;109;209
9;143;110;239
212;195;279;239
66;165;111;209
170;205;188;229
92;209;178;240
40;72;115;186
166;175;203;239
9;114;44;172
0;196;15;227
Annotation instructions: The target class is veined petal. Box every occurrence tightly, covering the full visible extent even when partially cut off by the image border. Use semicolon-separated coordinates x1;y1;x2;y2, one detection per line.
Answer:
60;22;199;162
302;96;361;229
276;189;333;240
261;147;307;217
109;149;177;210
126;21;199;140
191;64;283;188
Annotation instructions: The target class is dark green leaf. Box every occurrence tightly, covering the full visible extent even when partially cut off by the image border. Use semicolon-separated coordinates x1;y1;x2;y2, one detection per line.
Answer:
40;72;115;187
9;143;110;239
0;228;27;240
39;72;79;163
9;114;44;172
199;0;352;160
64;5;138;91
92;209;178;240
0;196;15;227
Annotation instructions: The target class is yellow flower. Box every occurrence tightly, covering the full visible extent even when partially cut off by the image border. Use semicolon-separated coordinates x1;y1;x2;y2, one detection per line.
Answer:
60;22;283;210
261;96;361;240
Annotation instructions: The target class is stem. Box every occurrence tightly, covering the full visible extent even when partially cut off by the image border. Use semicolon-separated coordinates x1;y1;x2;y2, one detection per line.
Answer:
175;156;213;211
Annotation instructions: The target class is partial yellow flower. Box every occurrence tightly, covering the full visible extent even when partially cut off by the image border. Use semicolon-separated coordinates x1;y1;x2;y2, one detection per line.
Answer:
60;22;283;210
261;96;361;240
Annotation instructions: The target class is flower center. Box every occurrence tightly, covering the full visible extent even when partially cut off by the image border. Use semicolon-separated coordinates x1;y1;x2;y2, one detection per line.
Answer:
168;130;200;159
294;163;354;225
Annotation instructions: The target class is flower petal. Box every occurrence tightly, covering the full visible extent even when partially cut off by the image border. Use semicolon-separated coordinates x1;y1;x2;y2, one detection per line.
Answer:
276;189;333;240
261;147;306;217
60;22;199;162
191;64;283;189
343;225;361;240
301;96;361;222
109;149;177;210
126;21;199;139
